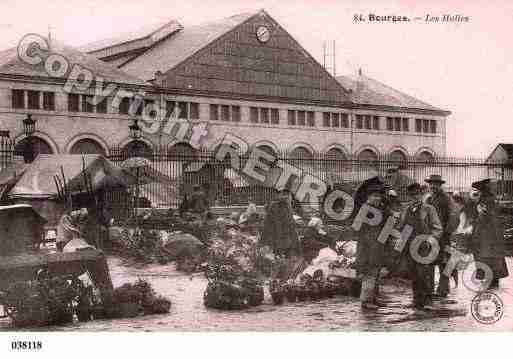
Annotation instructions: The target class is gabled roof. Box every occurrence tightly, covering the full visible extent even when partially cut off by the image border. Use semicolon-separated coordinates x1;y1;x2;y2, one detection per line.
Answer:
497;143;513;158
486;143;513;163
79;19;183;57
336;73;450;114
0;37;148;86
120;12;256;81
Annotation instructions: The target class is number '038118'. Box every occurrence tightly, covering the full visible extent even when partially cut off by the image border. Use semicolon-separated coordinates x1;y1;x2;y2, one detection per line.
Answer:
11;341;42;350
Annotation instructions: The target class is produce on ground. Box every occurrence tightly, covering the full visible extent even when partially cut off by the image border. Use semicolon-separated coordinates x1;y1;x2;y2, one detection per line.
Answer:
0;274;94;328
203;229;264;310
103;279;171;319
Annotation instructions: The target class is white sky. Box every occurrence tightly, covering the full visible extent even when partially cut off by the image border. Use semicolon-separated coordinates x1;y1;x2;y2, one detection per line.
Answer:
1;0;512;157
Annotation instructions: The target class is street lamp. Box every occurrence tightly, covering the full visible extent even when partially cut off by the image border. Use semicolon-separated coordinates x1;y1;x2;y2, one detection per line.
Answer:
23;114;37;137
128;118;143;158
22;114;37;163
128;119;142;140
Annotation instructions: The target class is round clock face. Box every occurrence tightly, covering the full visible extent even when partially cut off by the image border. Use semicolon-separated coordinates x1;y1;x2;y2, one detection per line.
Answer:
256;26;270;43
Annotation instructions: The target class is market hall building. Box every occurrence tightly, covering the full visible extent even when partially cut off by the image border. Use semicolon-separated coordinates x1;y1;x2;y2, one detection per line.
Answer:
0;10;450;162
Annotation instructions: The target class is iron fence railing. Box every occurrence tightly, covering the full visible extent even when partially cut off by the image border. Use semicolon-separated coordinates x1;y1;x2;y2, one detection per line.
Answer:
0;135;13;171
105;146;513;222
1;140;511;222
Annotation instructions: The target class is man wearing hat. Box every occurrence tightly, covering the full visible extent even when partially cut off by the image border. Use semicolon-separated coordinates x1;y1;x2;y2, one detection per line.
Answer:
424;174;454;298
354;180;391;309
384;165;413;202
469;179;508;288
399;182;442;310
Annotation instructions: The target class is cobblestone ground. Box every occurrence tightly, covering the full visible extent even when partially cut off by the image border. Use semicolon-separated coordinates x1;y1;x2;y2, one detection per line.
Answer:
2;257;512;331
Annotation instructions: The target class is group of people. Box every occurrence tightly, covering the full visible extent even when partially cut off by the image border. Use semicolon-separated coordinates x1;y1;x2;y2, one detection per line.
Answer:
354;173;510;310
54;174;506;311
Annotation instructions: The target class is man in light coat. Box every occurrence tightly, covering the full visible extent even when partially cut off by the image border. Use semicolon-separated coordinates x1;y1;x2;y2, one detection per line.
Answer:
399;183;443;310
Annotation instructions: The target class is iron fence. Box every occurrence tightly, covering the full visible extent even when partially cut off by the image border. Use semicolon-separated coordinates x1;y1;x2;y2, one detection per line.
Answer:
1;139;510;224
105;145;513;222
0;135;13;171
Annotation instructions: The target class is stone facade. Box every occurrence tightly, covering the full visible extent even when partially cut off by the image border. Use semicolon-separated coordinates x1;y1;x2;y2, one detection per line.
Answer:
0;81;445;158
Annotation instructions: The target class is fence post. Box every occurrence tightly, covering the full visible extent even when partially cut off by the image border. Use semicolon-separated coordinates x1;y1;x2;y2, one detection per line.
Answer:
0;133;14;170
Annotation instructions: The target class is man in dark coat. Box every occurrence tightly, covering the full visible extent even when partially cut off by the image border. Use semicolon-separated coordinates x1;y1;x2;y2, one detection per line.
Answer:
353;180;391;310
384;165;414;202
400;183;443;310
261;188;300;257
469;179;509;288
424;174;454;297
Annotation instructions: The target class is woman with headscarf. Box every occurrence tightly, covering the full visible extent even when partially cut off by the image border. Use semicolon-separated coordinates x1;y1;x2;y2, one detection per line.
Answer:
468;179;509;288
56;208;88;252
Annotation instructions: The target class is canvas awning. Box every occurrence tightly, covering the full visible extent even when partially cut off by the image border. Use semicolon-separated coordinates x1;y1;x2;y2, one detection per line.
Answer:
5;154;133;199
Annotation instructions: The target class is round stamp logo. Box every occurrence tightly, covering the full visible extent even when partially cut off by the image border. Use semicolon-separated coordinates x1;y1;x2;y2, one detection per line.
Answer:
471;291;504;324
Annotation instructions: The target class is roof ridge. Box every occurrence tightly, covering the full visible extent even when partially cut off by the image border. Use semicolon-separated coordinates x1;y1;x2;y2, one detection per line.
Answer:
336;72;447;112
79;19;183;53
120;11;259;77
359;73;434;107
0;35;148;85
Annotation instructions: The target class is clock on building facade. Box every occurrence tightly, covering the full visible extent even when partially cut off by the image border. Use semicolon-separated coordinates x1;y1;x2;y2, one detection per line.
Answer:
256;26;270;43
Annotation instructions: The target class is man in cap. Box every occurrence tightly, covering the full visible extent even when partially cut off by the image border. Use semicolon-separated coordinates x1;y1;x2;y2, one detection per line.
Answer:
424;174;454;298
384;165;413;201
399;182;443;310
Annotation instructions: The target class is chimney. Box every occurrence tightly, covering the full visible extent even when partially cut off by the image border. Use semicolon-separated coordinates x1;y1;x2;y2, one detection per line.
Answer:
356;68;364;94
48;25;52;50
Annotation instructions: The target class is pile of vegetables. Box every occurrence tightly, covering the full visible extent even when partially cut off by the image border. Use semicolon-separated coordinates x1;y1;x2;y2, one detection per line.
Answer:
126;209;175;229
269;270;360;305
104;279;171;318
203;229;264;310
112;227;208;271
0;275;96;328
112;228;173;264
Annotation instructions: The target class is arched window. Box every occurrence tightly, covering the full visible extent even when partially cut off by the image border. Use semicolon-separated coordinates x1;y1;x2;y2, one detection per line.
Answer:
121;140;153;159
256;145;277;158
14;136;53;163
290;146;313;160
324;147;348;177
390;150;407;164
417;150;435;163
357;149;379;169
70;138;106;156
326;147;346;160
358;149;378;162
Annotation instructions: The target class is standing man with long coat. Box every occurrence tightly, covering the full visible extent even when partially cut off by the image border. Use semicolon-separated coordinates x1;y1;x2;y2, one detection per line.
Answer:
469;179;509;288
424;174;454;297
399;183;443;310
